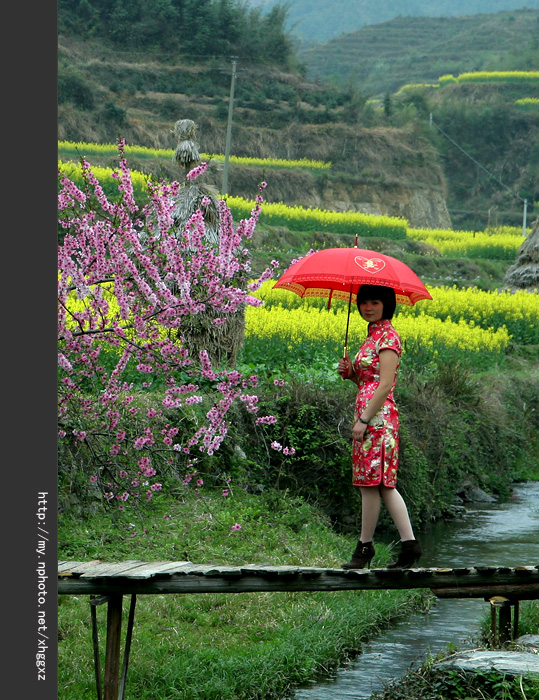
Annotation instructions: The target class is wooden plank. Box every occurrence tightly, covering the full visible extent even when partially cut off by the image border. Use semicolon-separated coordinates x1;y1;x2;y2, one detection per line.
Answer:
170;564;236;576
431;583;539;599
299;569;326;579
58;561;76;569
79;561;146;578
210;567;244;577
115;561;192;579
239;565;302;576
258;566;301;576
373;568;408;580
344;569;374;580
58;560;102;575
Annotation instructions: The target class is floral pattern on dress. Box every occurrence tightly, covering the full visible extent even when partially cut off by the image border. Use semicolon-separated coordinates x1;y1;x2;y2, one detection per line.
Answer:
352;319;402;488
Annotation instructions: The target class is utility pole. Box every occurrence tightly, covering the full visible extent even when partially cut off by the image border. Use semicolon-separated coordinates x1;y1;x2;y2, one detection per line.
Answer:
222;58;238;196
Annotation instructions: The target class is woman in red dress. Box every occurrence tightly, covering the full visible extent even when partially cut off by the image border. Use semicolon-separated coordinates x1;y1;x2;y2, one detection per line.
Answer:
337;284;422;569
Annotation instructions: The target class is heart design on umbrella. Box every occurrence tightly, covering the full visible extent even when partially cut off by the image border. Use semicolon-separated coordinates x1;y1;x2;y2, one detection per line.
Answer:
354;256;386;273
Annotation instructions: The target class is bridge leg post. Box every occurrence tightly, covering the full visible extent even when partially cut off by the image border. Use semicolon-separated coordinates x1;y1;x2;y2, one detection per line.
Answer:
499;602;512;644
104;594;123;700
490;604;498;646
489;596;515;646
118;595;137;700
90;596;104;700
512;600;520;641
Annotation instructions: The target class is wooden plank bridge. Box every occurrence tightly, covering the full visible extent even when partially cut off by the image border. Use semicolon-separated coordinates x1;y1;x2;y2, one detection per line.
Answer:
58;560;539;700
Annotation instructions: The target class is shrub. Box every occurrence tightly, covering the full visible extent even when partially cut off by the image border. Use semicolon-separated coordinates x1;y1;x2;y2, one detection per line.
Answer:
99;100;127;126
58;70;95;110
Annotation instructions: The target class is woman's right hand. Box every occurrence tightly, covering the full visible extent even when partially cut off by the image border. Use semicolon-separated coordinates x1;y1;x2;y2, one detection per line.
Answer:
338;352;353;379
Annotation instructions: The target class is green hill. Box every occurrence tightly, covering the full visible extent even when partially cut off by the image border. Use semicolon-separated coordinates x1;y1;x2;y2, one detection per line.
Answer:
247;0;539;44
58;3;538;231
298;9;539;94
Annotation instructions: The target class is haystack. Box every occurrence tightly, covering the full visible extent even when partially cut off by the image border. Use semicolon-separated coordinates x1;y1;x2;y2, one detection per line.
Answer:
171;119;221;245
171;118;246;367
501;217;539;292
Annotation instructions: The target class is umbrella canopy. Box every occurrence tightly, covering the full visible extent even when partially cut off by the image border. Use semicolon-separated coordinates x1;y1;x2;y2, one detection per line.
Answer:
273;247;433;307
273;247;433;355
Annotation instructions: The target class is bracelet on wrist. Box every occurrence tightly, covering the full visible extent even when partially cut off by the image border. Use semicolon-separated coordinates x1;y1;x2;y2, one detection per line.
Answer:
358;417;370;425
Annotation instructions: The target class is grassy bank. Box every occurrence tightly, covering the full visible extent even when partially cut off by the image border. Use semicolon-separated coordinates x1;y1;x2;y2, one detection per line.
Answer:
58;490;430;700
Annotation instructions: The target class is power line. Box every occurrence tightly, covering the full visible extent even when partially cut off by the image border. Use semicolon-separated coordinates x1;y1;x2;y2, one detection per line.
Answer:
429;113;529;234
429;114;524;202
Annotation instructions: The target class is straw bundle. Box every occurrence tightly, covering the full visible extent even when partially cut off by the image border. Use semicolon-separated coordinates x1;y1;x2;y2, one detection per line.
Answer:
502;217;539;291
170;117;246;366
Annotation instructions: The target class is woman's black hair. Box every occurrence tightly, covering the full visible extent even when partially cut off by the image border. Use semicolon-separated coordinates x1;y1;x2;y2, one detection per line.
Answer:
356;284;396;320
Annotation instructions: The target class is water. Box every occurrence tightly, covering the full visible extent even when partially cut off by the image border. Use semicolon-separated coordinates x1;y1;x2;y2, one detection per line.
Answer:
291;482;539;700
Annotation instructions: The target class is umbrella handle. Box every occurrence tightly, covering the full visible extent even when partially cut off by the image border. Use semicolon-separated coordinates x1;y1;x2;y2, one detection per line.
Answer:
340;284;353;378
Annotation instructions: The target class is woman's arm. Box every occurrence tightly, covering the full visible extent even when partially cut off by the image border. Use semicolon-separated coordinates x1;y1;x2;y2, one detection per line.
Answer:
352;348;399;441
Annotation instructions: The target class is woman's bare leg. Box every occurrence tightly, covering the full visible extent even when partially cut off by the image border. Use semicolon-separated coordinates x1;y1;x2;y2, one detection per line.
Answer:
380;485;415;541
359;486;382;542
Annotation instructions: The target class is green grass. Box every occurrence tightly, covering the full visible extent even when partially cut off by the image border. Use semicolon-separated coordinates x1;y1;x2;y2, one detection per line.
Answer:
58;489;429;700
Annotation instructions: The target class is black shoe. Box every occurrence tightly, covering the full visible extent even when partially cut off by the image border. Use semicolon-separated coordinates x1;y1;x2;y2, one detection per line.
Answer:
342;541;375;569
387;539;422;568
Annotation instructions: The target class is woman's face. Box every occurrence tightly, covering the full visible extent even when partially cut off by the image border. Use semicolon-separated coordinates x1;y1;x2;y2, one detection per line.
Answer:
358;298;384;322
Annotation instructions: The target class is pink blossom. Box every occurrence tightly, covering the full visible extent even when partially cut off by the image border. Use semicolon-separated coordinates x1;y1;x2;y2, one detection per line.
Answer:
185;162;208;180
256;415;278;425
231;523;242;531
57;145;283;509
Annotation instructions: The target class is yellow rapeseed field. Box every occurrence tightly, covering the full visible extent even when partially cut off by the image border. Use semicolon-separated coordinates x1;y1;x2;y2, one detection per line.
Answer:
58;141;330;170
248;280;539;359
407;227;525;259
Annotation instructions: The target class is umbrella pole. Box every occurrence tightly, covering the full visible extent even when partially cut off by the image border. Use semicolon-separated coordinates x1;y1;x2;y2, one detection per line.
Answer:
343;234;358;357
343;283;353;357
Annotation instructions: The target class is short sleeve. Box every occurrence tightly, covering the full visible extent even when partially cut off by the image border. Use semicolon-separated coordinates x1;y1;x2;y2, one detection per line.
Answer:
375;327;402;357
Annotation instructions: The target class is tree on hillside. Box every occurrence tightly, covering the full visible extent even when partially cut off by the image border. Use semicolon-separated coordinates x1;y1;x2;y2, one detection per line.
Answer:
58;0;294;65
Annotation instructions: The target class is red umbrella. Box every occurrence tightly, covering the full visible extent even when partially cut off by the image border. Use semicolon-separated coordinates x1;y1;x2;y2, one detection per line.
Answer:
273;245;432;354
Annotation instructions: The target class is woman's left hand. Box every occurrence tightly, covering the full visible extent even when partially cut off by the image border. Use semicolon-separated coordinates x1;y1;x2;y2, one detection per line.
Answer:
338;352;353;379
352;420;367;441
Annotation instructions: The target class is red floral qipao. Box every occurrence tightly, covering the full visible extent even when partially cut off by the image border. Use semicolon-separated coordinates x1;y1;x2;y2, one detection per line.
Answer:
352;319;402;488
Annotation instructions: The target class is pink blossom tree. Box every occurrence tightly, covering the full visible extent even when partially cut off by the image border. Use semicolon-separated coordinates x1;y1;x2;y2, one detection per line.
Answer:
58;140;281;510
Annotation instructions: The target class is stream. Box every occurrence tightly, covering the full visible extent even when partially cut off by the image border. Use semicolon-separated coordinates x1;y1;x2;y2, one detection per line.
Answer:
290;481;539;700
